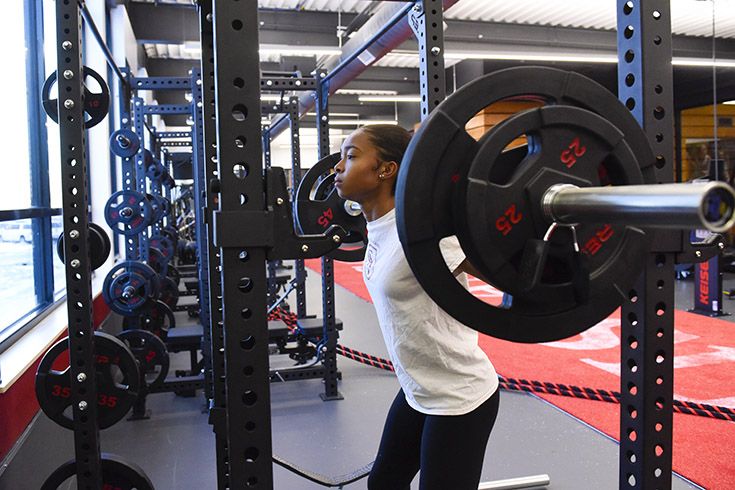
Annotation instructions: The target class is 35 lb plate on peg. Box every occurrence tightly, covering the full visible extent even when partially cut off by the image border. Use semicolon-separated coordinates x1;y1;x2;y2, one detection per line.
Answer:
295;153;367;262
103;261;160;316
105;190;153;236
35;332;140;430
56;222;112;271
41;66;110;129
41;453;153;490
396;66;657;343
118;329;170;390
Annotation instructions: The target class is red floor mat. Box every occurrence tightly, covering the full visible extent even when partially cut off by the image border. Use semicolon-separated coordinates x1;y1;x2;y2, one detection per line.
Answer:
306;259;735;489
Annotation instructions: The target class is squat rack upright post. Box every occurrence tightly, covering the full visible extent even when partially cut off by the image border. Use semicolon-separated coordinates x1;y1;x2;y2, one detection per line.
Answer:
197;1;230;487
53;0;103;485
617;0;676;487
211;0;273;487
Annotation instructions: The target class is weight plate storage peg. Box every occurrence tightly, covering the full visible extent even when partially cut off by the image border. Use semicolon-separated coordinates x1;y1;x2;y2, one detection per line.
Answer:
104;190;153;236
109;128;141;158
103;261;160;316
396;66;658;343
41;66;110;129
122;299;176;340
118;329;170;390
295;152;368;262
56;222;112;271
35;332;141;430
41;453;153;490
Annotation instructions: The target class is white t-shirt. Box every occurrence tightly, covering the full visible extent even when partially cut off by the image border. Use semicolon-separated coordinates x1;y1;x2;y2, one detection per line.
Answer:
362;208;499;415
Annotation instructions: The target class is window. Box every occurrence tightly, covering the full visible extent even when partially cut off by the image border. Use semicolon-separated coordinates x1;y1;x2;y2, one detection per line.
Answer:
0;0;64;350
0;1;32;210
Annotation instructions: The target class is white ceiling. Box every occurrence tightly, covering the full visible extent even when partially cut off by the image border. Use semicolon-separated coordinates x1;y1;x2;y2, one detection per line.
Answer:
142;0;735;64
134;0;735;38
445;0;735;38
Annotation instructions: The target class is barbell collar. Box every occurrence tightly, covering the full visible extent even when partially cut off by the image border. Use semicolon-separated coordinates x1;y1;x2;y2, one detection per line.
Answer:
542;181;735;233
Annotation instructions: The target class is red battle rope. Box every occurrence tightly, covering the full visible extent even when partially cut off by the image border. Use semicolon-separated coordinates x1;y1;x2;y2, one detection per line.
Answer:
267;308;735;422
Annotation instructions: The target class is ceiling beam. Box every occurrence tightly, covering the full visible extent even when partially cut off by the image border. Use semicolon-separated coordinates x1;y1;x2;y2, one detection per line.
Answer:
127;2;353;46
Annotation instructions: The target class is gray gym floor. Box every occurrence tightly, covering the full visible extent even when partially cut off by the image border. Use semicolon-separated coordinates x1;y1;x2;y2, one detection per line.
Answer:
2;265;726;489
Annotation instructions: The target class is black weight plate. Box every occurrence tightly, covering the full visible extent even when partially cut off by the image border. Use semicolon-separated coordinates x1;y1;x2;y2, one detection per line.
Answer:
396;66;655;343
163;225;179;242
103;261;160;316
158;276;180;309
167;265;181;286
56;222;112;271
460;106;645;304
122;299;175;341
35;332;140;430
146;194;166;224
109;129;141;158
160;196;172;218
146;160;167;182
295;153;367;262
104;190;153;236
118;329;170;390
148;246;169;276
90;222;112;264
150;233;175;260
41;66;110;129
41;453;153;490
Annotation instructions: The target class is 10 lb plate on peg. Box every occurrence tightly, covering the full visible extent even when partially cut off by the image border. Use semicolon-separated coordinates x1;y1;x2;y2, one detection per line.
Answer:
35;332;140;430
295;153;367;262
396;66;656;343
41;66;110;129
41;454;153;490
109;129;141;158
56;222;111;271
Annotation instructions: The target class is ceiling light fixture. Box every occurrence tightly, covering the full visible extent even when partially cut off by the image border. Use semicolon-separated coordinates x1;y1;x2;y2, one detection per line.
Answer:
328;119;399;126
335;89;398;96
259;46;342;57
358;95;422;103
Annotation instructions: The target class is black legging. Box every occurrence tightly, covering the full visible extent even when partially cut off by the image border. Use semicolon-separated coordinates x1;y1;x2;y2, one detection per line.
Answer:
367;388;500;490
